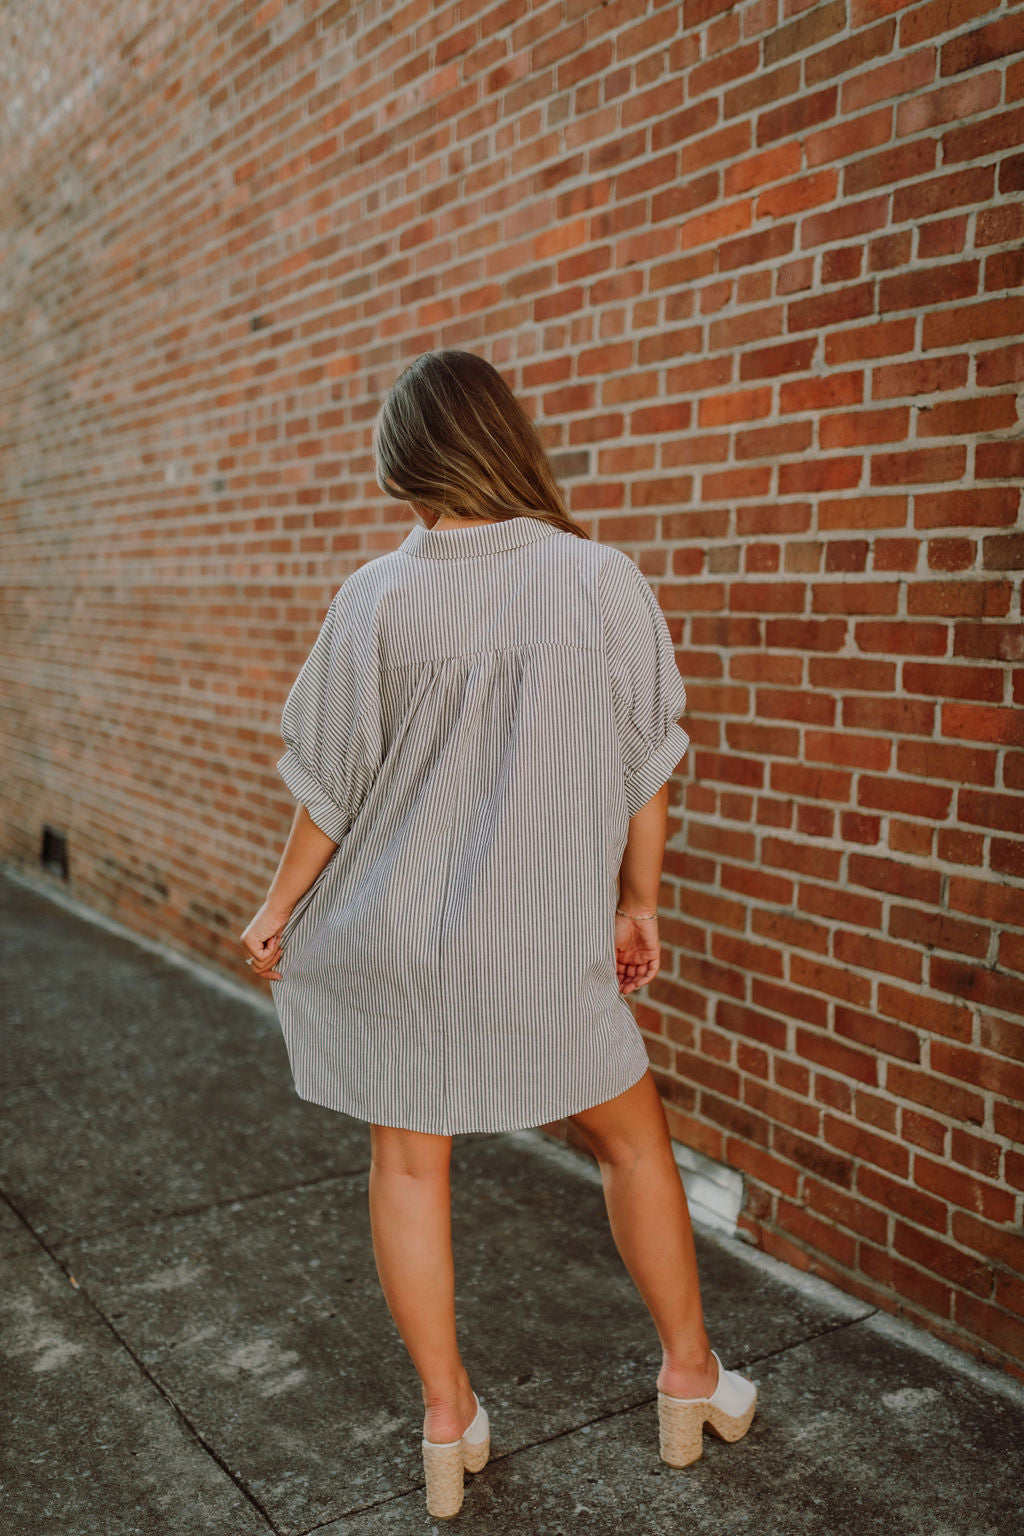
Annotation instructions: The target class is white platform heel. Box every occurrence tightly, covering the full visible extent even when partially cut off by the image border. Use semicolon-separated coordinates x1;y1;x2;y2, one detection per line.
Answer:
658;1349;758;1467
421;1391;490;1518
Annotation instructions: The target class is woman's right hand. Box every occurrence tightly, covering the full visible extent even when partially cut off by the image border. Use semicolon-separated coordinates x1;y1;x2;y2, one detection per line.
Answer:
615;912;661;994
240;899;293;982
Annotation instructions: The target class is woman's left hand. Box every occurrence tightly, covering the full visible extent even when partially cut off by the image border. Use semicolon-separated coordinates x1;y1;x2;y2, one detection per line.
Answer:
240;901;292;981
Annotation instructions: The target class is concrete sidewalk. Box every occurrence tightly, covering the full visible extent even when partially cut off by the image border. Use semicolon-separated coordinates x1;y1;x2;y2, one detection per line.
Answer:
2;865;1022;1536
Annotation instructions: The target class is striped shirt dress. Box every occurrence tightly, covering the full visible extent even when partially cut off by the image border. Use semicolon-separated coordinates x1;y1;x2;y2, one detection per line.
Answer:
268;514;689;1135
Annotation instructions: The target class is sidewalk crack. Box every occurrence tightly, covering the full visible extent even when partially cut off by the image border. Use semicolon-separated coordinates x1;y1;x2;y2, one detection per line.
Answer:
1;1190;283;1535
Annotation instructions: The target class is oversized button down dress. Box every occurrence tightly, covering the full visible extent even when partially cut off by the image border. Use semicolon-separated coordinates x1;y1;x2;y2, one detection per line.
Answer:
268;514;689;1135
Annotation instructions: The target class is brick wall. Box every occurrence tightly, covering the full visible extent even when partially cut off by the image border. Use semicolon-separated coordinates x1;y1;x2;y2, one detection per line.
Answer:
2;0;1022;1378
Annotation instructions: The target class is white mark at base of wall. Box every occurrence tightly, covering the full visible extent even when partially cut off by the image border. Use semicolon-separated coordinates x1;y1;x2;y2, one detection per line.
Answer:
671;1139;745;1239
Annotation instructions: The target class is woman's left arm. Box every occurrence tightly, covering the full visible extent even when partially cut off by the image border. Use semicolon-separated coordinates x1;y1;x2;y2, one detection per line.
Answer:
240;803;338;979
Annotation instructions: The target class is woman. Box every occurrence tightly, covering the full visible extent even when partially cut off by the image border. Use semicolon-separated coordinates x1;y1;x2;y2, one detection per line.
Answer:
240;350;757;1519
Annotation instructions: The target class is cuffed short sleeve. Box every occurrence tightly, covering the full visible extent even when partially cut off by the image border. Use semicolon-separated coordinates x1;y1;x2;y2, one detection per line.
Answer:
277;585;383;843
601;553;690;818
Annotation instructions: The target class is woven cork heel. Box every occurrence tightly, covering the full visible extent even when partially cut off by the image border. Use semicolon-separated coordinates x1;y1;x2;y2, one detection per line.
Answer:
657;1350;757;1468
421;1392;490;1518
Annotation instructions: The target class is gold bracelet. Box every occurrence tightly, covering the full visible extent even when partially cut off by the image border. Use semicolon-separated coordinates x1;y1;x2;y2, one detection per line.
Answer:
616;906;658;920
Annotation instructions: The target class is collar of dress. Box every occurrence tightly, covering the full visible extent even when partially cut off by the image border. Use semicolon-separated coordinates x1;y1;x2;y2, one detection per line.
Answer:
400;516;561;560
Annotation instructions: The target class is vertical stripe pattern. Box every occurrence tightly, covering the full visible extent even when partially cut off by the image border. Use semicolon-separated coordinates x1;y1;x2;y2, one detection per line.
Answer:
269;515;689;1135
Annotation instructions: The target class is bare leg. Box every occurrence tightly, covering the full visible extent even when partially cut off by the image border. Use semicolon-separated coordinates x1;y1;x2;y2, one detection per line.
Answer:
569;1068;719;1398
367;1123;479;1443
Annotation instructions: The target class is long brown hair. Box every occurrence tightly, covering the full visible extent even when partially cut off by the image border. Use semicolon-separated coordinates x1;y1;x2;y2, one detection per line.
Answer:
373;350;590;539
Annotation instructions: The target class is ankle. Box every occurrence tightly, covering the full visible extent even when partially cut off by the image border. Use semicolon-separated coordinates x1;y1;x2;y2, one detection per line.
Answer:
657;1342;718;1398
422;1375;477;1443
422;1370;473;1411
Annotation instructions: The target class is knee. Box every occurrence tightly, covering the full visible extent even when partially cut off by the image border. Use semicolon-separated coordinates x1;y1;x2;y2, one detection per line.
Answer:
369;1124;453;1180
567;1070;668;1167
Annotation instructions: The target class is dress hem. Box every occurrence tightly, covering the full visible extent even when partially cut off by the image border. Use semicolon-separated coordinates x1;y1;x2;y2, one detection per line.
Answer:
288;1049;652;1136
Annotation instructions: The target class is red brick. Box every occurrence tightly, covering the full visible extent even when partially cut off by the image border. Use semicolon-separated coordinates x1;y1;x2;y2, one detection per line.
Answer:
763;0;847;64
916;1151;1016;1222
727;1139;801;1195
752;978;829;1028
976;343;1024;388
758;86;839;146
896;69;1001;134
942;703;1024;746
853;620;949;656
893;1222;993;1296
947;876;1024;930
977;440;1024;481
804;1176;889;1244
878;983;973;1042
940;14;1024;74
908;578;1011;618
893;165;995;224
917;214;970;258
871;445;967;486
874;538;919;570
872;353;968;398
840;811;882;844
897;738;997;787
931;955;1024;1017
860;1243;954;1317
859;776;954;818
879;260;980;314
778;1198;859;1268
936;828;985;866
885;1063;986;1127
991;839;1024;879
716;1000;787;1049
812;578;900;614
923;296;1024;349
834;930;922;984
898;0;996;47
953;621;1024;662
902;663;1000;703
826;317;915;364
834;1004;920;1063
857;1165;948;1232
842;695;935;735
810;654;896;691
900;1109;947;1156
756;168;840;219
982;533;1024;571
888;905;989;959
777;458;864;498
796;1027;880;1086
914;486;1020;529
790;954;872;1007
753;905;830;953
954;1212;1024;1273
773;1126;854;1187
770;761;854;803
787;282;876;332
819;408;910;448
956;789;1024;835
950;1129;1003;1180
842;46;937;115
958;1293;1024;1357
804;193;890;250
